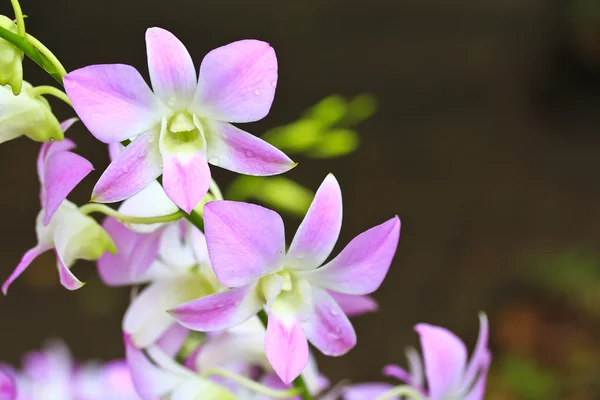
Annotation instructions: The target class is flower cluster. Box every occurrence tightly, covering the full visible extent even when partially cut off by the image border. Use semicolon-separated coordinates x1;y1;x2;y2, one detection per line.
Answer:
0;1;491;399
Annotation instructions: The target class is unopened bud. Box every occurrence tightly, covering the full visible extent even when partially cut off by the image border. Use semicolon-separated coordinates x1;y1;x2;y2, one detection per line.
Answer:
0;15;23;95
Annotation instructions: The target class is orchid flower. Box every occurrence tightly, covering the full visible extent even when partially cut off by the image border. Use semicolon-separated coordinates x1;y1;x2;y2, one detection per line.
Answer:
64;27;295;213
2;120;115;294
0;364;16;400
171;173;401;383
0;82;63;145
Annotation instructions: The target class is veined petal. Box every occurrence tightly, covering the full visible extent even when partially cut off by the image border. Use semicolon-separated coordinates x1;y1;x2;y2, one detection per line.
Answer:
146;27;197;108
286;174;342;270
170;284;262;332
125;335;183;399
64;64;166;143
55;251;85;290
302;288;356;356
97;218;160;286
191;40;277;123
160;117;211;213
2;244;49;295
118;180;179;233
264;310;309;384
124;276;208;348
92;128;163;203
204;201;285;287
42;151;93;225
305;217;400;295
204;121;295;176
328;292;378;317
415;323;468;400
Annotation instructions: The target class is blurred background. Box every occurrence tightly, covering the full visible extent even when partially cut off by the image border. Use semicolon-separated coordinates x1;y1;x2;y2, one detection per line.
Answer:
1;0;600;398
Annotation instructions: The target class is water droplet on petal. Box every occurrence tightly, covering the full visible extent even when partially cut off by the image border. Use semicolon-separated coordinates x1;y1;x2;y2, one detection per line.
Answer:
271;80;277;88
245;150;254;158
49;137;55;142
330;308;339;316
167;97;177;107
148;135;155;143
254;89;261;96
208;156;220;166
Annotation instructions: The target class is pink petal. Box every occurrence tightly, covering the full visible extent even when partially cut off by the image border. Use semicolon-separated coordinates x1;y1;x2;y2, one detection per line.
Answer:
96;218;160;286
205;121;295;175
0;365;16;400
204;201;285;287
383;364;412;383
65;64;166;143
306;216;400;295
161;148;211;214
192;40;277;123
56;250;85;290
286;174;342;270
92;128;163;203
170;284;262;332
2;245;49;295
37;138;76;183
328;292;378;317
108;142;123;162
146;27;197;108
343;383;394;400
302;288;356;356
415;323;468;400
460;313;490;396
124;335;182;399
463;363;489;400
265;310;309;384
157;323;189;358
42;151;93;225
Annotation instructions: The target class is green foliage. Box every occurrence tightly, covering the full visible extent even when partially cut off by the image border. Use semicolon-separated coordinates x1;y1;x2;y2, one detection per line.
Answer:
496;355;559;400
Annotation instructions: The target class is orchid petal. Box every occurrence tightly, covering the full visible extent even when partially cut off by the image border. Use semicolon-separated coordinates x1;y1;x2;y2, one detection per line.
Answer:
172;378;235;400
125;335;182;399
204;121;295;175
463;361;489;400
188;225;209;266
56;251;85;290
303;288;356;356
2;244;49;295
0;364;16;400
65;64;166;143
265;310;309;384
97;218;160;286
124;276;208;348
170;284;262;332
92;128;163;203
343;383;395;400
204;201;285;287
108;142;123;162
286;174;342;270
415;323;468;400
306;217;400;295
157;222;196;268
146;27;197;108
118;181;179;233
156;323;189;358
192;40;277;123
37;138;76;183
42;150;93;225
328;292;378;317
461;313;490;393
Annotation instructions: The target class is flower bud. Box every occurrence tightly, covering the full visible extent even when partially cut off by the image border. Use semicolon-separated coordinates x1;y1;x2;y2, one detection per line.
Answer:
0;15;23;95
0;81;63;144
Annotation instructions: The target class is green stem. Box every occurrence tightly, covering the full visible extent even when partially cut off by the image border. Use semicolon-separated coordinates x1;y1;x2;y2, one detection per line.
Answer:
210;178;224;201
26;34;68;78
201;367;301;399
79;203;184;224
375;385;425;400
29;85;72;106
9;0;25;37
256;310;314;400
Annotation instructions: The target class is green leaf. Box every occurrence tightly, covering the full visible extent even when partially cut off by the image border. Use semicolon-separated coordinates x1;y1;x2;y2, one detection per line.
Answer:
262;120;324;153
307;129;359;158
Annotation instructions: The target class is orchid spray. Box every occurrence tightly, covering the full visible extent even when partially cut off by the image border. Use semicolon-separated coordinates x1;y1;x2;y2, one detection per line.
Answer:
0;1;491;399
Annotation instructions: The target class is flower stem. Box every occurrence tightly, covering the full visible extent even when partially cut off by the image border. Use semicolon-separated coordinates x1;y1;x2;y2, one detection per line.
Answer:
210;178;224;201
256;310;314;400
375;385;426;400
79;203;184;224
26;33;68;78
201;367;301;399
9;0;25;37
29;85;72;106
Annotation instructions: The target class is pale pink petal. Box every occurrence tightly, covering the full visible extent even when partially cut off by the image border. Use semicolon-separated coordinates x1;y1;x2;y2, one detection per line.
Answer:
286;174;342;270
328;292;378;317
37;138;76;183
124;335;182;399
161;148;210;214
2;244;49;295
146;27;196;108
204;121;295;175
463;362;489;400
343;383;394;400
383;364;412;382
92;128;163;203
0;364;16;400
460;313;490;392
415;323;468;400
108;142;123;162
203;201;285;287
188;225;209;265
55;250;85;290
302;288;356;356
65;64;166;143
97;218;160;286
192;40;277;123
157;323;189;358
118;180;179;234
170;284;262;332
265;310;309;384
42;151;93;225
305;217;400;295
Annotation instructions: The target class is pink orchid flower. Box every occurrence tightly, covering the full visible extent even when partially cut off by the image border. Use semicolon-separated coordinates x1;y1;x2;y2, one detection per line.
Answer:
0;365;16;400
64;27;295;213
171;174;401;383
2;120;115;294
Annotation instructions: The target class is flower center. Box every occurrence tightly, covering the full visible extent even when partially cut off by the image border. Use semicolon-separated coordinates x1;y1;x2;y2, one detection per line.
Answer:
167;112;199;144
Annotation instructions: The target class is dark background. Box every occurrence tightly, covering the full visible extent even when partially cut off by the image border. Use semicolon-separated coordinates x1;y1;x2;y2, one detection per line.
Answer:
1;0;600;398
